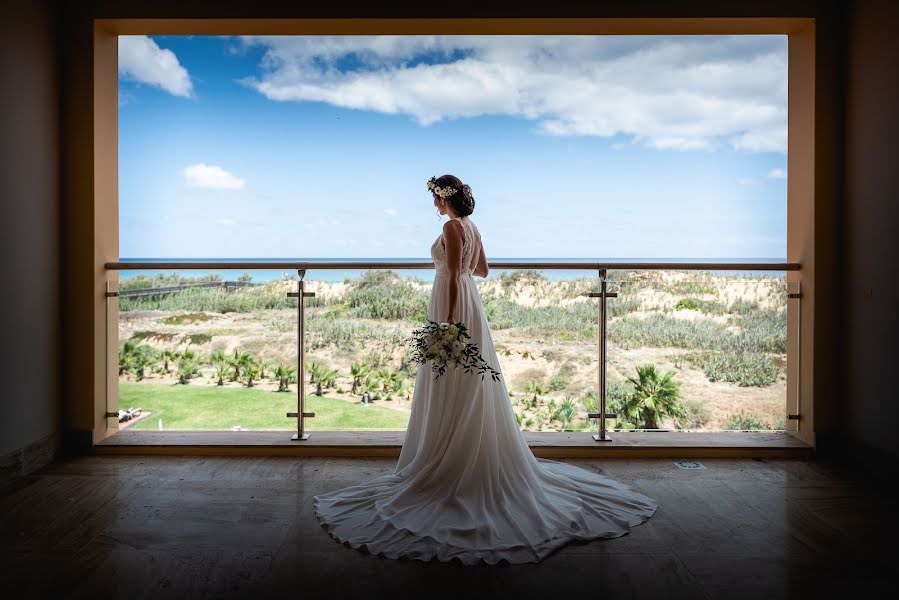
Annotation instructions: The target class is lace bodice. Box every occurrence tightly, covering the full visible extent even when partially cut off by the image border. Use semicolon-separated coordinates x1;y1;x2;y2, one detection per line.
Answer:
431;217;475;277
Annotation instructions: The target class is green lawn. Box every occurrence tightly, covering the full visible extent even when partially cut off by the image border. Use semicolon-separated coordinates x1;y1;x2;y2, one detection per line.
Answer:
120;383;411;431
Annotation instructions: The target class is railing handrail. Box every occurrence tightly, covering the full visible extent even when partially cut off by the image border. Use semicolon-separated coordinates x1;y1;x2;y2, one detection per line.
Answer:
105;260;801;271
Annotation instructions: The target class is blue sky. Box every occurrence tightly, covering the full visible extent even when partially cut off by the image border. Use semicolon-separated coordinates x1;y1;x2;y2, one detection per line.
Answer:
118;35;788;259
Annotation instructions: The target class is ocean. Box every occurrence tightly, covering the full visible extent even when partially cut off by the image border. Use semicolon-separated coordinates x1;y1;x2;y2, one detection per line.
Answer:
116;258;790;283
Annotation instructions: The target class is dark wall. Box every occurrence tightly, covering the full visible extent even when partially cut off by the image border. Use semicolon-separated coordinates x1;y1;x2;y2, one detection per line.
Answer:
0;1;61;463
844;0;899;459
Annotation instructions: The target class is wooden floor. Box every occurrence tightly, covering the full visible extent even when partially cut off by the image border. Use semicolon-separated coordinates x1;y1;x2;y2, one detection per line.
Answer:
2;455;893;599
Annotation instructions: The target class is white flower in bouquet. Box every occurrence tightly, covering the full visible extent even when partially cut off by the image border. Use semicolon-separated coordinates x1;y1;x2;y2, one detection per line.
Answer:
407;319;502;381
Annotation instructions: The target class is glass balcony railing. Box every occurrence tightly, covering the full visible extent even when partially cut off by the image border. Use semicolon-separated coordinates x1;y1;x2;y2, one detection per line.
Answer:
480;269;599;434
302;269;431;432
604;271;789;433
112;270;299;432
105;260;801;440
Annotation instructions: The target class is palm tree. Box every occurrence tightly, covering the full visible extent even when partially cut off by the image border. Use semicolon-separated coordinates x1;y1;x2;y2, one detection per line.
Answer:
525;381;546;409
376;367;392;394
118;341;135;376
211;367;229;386
227;350;252;382
177;356;200;384
132;344;158;381
320;367;340;391
350;364;371;394
552;395;578;430
362;373;381;401
210;350;228;386
273;365;296;392
257;359;274;381
160;349;179;373
622;364;687;429
244;360;260;388
384;371;404;401
306;363;326;396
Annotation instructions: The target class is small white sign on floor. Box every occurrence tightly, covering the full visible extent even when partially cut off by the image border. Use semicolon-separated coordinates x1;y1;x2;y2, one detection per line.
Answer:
674;460;706;470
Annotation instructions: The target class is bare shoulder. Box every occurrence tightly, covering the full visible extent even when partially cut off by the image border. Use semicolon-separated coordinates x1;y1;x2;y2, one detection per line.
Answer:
442;219;464;238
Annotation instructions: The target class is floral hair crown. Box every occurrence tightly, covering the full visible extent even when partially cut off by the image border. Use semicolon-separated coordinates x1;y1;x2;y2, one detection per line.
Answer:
427;176;458;199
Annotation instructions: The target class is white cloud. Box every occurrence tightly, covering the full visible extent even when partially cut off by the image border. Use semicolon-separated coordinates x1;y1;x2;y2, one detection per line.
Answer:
215;218;236;226
183;164;246;190
119;36;193;98
737;177;756;186
383;208;398;216
767;168;787;179
238;35;787;153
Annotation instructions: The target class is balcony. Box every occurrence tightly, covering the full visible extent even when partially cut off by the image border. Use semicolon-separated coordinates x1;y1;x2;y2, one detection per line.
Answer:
96;259;810;457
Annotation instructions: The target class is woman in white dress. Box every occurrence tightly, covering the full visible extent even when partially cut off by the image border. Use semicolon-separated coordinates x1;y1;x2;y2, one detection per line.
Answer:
313;174;657;565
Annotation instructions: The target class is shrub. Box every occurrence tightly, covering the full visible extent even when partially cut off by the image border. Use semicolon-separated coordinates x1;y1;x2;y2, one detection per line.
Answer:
131;331;178;343
677;399;711;430
582;381;636;427
609;312;787;356
732;311;787;353
724;411;768;430
683;352;780;387
343;270;428;322
607;296;642;318
499;269;547;290
675;298;726;313
120;273;222;291
728;298;759;315
304;313;408;351
482;299;595;341
547;363;575;392
609;314;725;350
161;313;215;325
547;373;569;391
607;380;636;412
121;285;296;313
185;333;213;345
675;298;700;310
513;368;546;393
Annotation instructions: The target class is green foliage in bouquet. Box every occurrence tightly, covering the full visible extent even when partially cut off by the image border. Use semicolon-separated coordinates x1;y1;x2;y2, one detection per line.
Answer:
408;320;502;382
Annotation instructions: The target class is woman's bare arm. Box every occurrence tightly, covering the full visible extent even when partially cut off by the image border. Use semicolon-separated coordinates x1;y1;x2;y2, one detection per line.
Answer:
442;220;464;321
473;235;489;277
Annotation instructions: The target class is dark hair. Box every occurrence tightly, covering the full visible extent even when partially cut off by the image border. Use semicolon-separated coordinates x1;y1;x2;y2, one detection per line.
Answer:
435;174;475;217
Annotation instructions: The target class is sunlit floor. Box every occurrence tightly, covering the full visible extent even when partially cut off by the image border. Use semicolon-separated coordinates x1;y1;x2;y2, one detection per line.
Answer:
2;456;893;599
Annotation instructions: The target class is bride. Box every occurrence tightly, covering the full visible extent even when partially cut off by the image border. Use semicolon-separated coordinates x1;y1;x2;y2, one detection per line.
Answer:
313;174;657;565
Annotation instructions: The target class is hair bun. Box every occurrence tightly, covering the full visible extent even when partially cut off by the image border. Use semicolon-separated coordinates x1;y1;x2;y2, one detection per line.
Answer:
462;184;473;207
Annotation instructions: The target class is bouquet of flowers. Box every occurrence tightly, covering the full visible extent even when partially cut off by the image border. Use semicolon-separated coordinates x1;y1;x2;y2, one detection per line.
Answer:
408;320;502;382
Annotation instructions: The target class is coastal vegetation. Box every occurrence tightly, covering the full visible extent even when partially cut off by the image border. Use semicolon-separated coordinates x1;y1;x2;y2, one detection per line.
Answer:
117;269;788;432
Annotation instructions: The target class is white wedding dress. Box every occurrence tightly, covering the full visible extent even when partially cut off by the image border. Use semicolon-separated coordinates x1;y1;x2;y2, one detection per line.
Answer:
313;216;657;565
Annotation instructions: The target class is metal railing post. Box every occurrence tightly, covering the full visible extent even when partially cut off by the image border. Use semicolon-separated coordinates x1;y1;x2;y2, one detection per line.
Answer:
587;269;617;441
786;281;802;429
104;281;120;424
287;269;316;440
